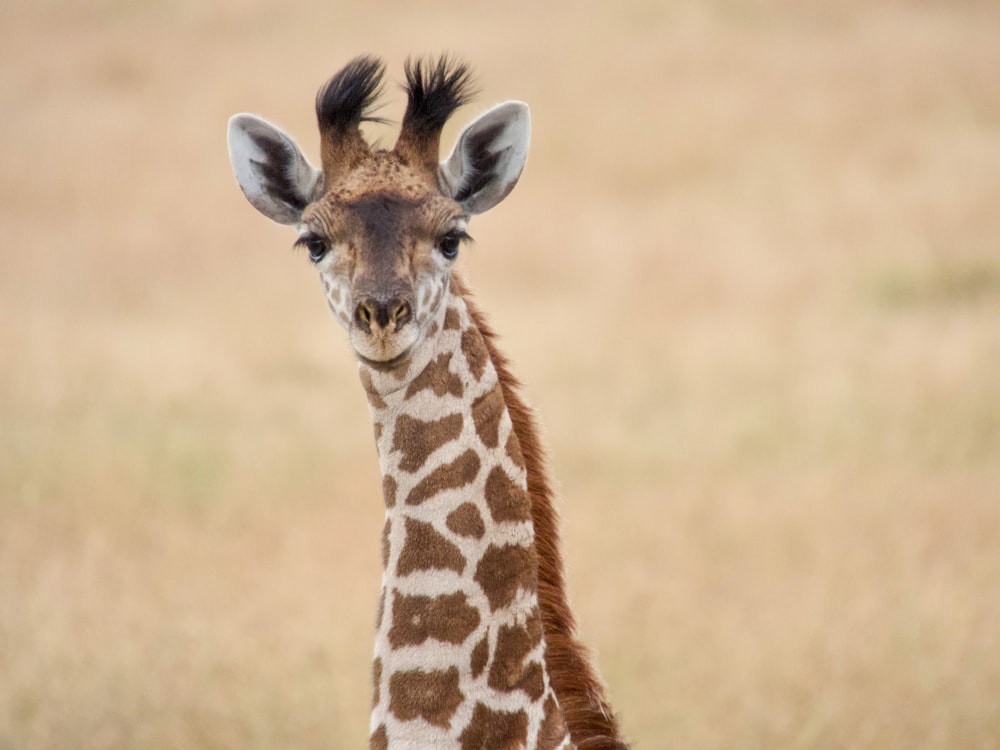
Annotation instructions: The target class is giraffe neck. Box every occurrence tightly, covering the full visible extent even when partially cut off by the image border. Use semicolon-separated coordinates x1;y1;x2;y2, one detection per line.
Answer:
359;283;573;749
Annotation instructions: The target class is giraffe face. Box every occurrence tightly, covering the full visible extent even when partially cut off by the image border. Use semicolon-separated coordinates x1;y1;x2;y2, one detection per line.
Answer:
228;56;531;366
297;155;468;367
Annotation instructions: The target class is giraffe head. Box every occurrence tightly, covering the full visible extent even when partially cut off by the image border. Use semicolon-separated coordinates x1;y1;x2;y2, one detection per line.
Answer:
227;56;530;370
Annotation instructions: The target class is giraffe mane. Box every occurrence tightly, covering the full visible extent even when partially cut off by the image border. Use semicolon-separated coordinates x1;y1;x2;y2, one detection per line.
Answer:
453;274;630;750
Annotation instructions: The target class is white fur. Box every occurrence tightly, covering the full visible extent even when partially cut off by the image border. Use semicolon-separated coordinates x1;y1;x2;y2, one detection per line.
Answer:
227;113;322;224
440;101;531;215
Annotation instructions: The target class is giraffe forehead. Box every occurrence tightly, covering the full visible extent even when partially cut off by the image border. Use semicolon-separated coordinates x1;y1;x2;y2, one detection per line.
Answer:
307;185;460;246
316;150;456;210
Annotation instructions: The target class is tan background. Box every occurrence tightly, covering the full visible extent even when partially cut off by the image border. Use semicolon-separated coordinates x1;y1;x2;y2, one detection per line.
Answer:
2;1;999;747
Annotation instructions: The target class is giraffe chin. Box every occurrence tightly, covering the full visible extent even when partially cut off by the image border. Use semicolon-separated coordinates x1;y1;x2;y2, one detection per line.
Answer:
350;323;423;373
355;346;414;373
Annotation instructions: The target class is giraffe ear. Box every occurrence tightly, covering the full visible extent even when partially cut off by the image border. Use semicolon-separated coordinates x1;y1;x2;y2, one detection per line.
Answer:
227;114;323;225
440;101;530;215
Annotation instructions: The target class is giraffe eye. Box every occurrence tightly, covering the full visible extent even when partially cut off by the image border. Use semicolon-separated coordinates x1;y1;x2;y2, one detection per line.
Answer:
295;233;330;263
437;231;468;260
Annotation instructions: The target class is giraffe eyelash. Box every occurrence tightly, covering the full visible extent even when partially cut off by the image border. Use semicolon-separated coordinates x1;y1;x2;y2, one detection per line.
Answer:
294;232;331;262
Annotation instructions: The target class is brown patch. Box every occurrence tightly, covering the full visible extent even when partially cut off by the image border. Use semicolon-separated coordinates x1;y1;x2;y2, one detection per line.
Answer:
443;306;461;331
381;518;392;568
372;657;382;708
382;475;397;508
370;724;388;750
392;412;463;473
373;421;382;443
471;383;505;449
470;634;489;678
485;466;531;524
428;284;444;317
459;703;529;750
461;327;489;381
488;622;546;700
389;667;464;728
454;276;629;749
504;431;526;469
405;352;464;400
405;449;480;506
397;518;466;577
537;696;569;750
388;591;480;648
473;544;537;611
360;369;389;410
446;502;485;539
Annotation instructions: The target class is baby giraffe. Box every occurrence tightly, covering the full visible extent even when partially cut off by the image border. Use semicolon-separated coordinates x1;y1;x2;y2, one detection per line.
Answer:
227;55;628;750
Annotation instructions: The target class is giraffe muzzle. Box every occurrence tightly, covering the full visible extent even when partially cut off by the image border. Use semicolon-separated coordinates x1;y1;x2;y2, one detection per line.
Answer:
354;296;413;335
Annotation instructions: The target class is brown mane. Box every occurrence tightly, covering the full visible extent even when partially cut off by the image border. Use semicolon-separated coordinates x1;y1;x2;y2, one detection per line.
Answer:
453;275;630;750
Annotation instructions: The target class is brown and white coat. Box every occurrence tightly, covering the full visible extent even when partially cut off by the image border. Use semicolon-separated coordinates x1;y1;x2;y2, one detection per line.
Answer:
228;55;628;750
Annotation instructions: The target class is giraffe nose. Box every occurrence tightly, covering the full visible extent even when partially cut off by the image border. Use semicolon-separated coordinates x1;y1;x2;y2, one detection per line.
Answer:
354;296;412;333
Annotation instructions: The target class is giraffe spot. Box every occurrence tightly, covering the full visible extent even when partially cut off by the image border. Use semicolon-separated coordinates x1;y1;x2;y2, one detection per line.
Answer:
428;284;445;318
382;475;397;508
388;591;480;648
474;544;537;611
537;695;570;750
504;432;526;469
488;621;546;700
393;413;464;473
459;703;529;750
397;518;466;577
360;370;388;410
389;667;464;728
485;466;531;524
370;724;388;750
470;634;489;678
373;421;382;443
471;383;505;449
446;502;485;539
381;518;392;569
372;657;382;708
405;352;464;400
444;306;461;331
405;450;481;506
461;328;489;382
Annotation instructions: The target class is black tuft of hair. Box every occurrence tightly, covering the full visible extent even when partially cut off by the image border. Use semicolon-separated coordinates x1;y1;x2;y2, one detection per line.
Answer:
401;55;477;138
315;55;387;133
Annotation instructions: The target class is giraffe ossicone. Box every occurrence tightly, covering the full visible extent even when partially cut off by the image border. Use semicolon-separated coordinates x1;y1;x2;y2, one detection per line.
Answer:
228;54;629;750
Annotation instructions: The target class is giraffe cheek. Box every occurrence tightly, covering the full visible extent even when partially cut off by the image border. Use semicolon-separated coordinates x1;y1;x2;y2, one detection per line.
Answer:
414;277;446;327
321;277;353;330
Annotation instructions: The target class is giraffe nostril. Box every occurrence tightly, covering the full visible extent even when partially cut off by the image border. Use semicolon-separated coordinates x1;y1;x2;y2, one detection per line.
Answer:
355;296;412;333
355;299;376;332
390;298;412;331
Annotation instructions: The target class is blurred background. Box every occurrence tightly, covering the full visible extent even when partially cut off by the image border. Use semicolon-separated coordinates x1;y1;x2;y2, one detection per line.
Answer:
2;1;999;747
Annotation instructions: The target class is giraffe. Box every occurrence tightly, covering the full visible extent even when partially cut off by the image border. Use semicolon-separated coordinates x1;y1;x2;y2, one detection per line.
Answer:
227;55;629;750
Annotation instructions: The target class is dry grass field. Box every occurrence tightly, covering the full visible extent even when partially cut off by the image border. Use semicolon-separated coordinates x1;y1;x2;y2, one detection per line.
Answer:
2;0;999;747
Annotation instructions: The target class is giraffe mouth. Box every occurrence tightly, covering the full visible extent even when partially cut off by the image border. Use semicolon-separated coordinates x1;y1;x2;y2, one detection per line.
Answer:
349;317;421;371
356;345;415;372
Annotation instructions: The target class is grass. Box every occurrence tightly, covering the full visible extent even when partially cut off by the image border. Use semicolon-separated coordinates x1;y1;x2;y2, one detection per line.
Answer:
2;1;1000;748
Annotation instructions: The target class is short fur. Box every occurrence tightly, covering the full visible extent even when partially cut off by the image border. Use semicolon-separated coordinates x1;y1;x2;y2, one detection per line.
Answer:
454;275;630;750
